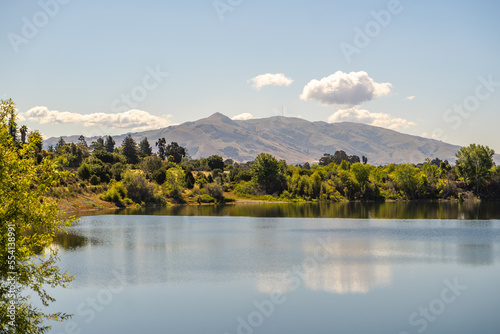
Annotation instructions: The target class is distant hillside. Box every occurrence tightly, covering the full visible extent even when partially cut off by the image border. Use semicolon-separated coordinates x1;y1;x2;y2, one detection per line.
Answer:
44;113;500;165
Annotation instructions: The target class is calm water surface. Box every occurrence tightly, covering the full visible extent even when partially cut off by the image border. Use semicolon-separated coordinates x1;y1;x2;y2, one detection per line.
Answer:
46;203;500;334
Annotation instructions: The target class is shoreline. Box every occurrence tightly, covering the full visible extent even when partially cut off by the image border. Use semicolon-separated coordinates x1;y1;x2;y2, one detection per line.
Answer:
59;194;489;216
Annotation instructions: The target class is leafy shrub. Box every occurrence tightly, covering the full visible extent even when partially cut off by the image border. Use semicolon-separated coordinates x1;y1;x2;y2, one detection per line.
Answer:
205;183;224;202
89;175;100;185
234;181;258;196
101;181;131;206
196;194;215;204
152;169;167;185
123;171;164;205
77;163;91;180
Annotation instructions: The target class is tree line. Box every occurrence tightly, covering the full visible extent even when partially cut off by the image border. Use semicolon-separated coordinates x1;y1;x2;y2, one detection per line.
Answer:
5;100;500;208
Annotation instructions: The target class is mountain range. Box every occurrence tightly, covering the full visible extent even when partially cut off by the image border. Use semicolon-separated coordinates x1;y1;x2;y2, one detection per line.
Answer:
44;113;500;165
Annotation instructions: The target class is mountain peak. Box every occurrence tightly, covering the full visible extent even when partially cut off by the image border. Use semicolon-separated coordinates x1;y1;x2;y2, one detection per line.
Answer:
207;112;230;120
201;112;239;126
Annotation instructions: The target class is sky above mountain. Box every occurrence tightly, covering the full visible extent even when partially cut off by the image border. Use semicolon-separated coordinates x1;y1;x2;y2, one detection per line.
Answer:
1;0;499;152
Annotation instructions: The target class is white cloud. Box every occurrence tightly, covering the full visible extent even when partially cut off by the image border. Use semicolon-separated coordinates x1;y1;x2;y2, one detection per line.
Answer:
248;73;293;91
328;107;416;130
300;71;392;106
231;113;254;120
406;96;416;100
25;106;173;132
421;132;441;140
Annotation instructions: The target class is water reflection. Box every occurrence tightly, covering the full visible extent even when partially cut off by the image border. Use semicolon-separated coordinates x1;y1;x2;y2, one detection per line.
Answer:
52;216;500;295
87;201;500;220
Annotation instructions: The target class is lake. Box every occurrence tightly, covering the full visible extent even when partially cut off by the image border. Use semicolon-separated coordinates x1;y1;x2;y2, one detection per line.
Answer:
46;202;500;334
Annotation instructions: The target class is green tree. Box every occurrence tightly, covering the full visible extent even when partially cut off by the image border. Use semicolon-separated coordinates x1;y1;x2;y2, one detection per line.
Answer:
0;99;74;333
139;137;152;157
164;166;186;201
77;163;91;180
78;135;88;149
90;136;105;152
455;144;495;193
152;168;167;185
207;155;224;170
28;130;43;154
55;137;66;154
319;153;334;166
251;153;286;194
393;164;426;199
105;135;115;153
123;171;161;204
156;138;166;160
185;171;195;189
19;125;28;145
350;162;370;191
121;134;139;164
165;142;186;164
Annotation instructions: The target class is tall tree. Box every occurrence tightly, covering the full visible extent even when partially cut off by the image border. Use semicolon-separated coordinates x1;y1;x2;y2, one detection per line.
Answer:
319;153;334;166
156;138;166;160
91;136;105;151
165;142;186;163
139;137;152;157
55;137;66;154
105;135;115;153
19;125;28;145
206;155;224;170
122;134;139;164
78;135;88;149
28;131;43;153
251;153;287;195
0;99;74;333
455;144;495;193
333;150;349;164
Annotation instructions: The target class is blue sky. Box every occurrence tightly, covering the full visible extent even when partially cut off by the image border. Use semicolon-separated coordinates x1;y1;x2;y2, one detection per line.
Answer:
1;0;499;152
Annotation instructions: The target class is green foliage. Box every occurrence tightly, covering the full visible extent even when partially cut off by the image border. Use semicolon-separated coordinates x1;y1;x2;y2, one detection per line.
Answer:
156;138;166;160
93;150;115;164
122;171;164;204
251;153;287;195
0;99;74;333
185;171;195;189
455;144;495;193
229;168;252;182
100;181;130;206
89;174;100;185
110;162;126;181
234;180;258;197
392;164;427;199
152;168;167;185
205;183;224;203
165;142;187;164
77;163;91;180
350;163;371;190
164;166;186;200
105;135;115;153
206;155;224;170
138;137;152;157
195;173;208;188
121;134;139;164
196;193;216;204
90;136;105;152
140;156;163;177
